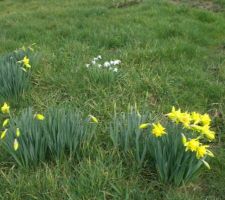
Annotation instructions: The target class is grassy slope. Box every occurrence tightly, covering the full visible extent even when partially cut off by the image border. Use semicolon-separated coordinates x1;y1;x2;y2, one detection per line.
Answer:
0;0;225;199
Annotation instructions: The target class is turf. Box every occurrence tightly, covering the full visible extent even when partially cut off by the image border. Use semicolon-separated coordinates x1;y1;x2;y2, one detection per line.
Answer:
0;0;225;199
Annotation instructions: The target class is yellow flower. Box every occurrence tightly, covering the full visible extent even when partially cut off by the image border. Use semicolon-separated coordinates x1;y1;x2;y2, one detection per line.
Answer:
196;145;208;159
200;114;211;126
89;115;98;123
16;128;20;137
152;123;166;137
34;114;45;120
205;131;215;141
1;102;10;114
196;145;214;162
179;112;191;128
184;138;200;152
166;106;182;123
139;123;150;129
1;129;8;139
2;118;9;127
190;124;203;132
191;112;201;124
13;138;19;151
18;56;31;69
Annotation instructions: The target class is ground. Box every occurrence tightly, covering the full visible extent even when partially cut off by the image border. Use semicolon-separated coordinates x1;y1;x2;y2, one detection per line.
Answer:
0;0;225;199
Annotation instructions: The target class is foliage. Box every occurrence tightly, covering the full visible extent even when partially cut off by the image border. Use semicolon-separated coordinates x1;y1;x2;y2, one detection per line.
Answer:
0;105;97;167
0;45;38;101
110;105;152;166
43;107;97;160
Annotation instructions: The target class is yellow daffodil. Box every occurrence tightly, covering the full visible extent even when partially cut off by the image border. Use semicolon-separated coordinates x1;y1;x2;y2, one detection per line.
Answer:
139;123;150;129
1;129;8;139
190;124;203;132
34;114;45;120
16;128;20;137
191;112;201;124
152;122;166;137
196;145;214;160
1;102;10;114
179;112;192;128
89;115;98;123
166;106;182;123
200;114;211;126
204;131;215;141
2;118;9;127
18;56;31;69
196;145;208;159
184;138;200;152
13;138;19;151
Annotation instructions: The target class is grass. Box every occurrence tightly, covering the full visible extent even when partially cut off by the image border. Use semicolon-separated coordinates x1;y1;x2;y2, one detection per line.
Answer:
0;0;225;199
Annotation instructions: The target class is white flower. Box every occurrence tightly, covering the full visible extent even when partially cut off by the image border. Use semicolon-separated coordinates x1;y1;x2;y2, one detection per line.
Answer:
104;62;110;67
113;68;118;72
97;55;102;59
113;60;121;65
98;64;102;68
110;60;114;65
86;64;90;68
92;60;96;65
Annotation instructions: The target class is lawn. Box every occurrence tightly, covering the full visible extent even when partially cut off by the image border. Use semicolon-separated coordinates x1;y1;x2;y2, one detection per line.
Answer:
0;0;225;199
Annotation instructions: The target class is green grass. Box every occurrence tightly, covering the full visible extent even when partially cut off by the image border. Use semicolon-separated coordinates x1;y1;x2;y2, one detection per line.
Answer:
0;0;225;199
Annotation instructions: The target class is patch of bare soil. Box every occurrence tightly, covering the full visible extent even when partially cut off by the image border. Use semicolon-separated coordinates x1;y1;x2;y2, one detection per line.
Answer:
170;0;224;12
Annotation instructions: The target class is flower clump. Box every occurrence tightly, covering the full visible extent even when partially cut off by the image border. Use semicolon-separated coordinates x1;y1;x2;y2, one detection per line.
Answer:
166;106;215;168
139;106;216;170
85;55;121;73
166;106;215;141
0;102;45;151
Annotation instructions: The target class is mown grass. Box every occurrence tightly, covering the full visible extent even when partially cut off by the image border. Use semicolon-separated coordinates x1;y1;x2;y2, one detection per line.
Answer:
0;0;225;199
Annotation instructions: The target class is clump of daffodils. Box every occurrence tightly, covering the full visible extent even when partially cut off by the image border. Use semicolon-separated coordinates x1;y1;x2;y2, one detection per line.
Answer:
139;106;216;170
166;107;215;141
0;102;45;151
165;107;215;168
14;44;36;72
85;55;121;73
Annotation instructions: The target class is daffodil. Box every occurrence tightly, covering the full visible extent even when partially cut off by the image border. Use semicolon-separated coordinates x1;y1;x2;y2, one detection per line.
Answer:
196;145;207;159
204;131;215;141
89;115;98;123
13;138;19;151
166;106;182;123
18;56;31;69
200;114;211;126
184;138;200;152
196;145;214;159
1;129;8;139
2;118;9;127
34;114;45;120
179;112;192;128
139;123;150;129
152;122;166;137
16;128;20;137
191;112;201;124
1;102;10;114
190;124;203;132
